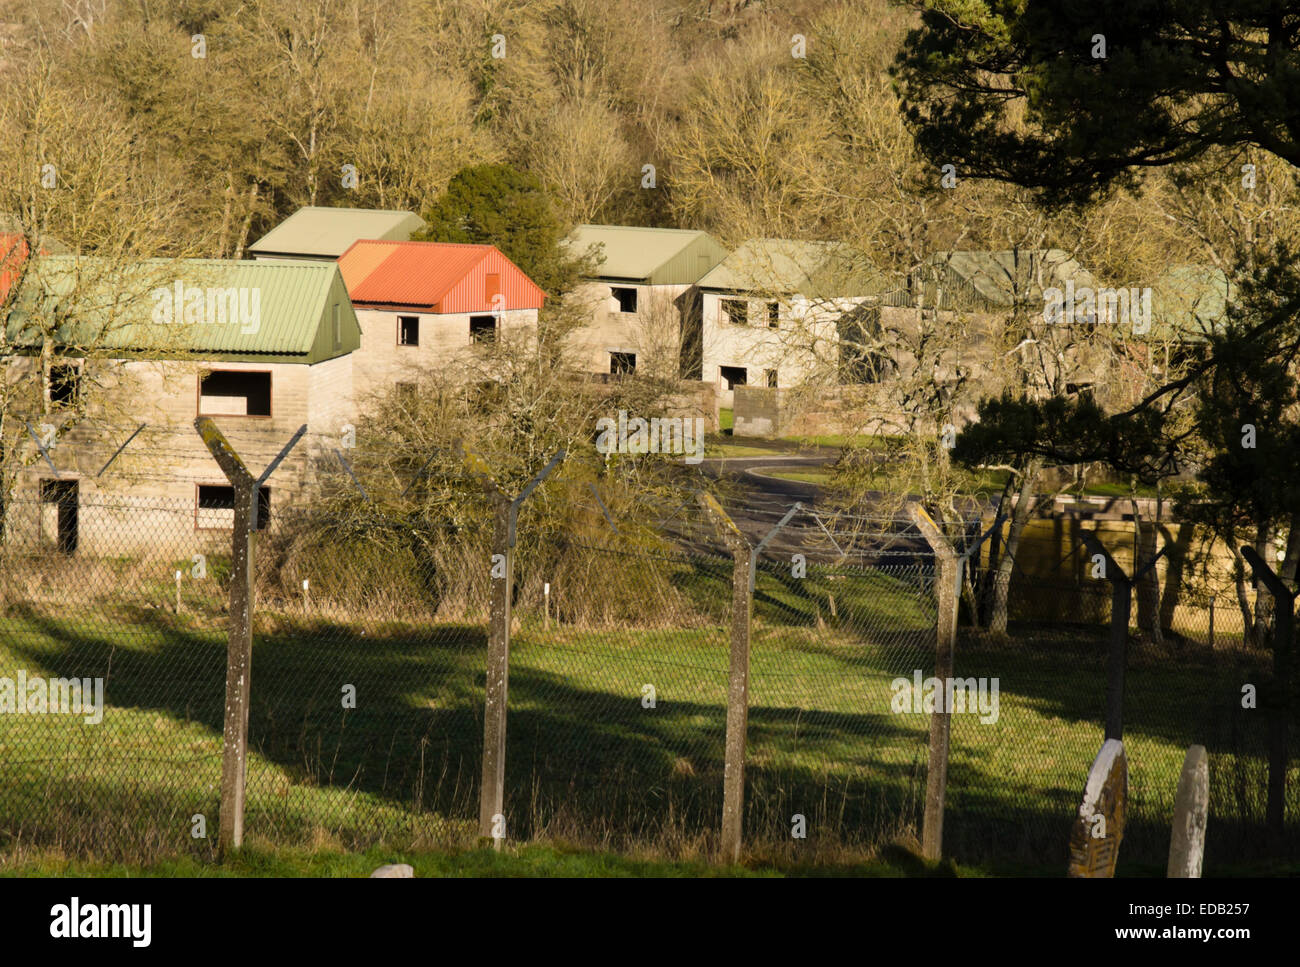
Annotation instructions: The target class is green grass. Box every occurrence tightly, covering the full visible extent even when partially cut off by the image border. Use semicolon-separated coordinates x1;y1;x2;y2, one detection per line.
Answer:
704;443;787;458
719;408;733;433
785;433;904;450
0;558;1290;875
0;841;985;877
759;466;1012;494
1073;481;1162;499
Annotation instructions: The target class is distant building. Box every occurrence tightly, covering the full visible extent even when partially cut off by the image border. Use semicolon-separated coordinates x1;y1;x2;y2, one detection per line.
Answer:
697;238;895;406
565;225;728;379
3;256;361;552
337;240;545;398
249;207;426;261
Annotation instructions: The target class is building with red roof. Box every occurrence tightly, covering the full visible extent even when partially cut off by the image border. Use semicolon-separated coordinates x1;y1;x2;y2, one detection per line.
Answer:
337;239;545;394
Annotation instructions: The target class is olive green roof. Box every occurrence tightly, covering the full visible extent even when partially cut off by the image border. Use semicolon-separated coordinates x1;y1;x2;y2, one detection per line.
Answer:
5;257;360;364
697;238;895;299
249;206;427;259
1146;266;1232;341
885;249;1098;311
567;224;729;284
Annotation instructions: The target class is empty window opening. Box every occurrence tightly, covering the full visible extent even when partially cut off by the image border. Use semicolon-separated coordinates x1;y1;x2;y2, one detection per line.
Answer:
40;479;78;554
50;363;82;407
719;365;747;390
398;315;420;346
197;484;271;530
722;299;748;325
765;369;778;388
470;315;497;343
199;370;271;417
611;287;638;313
767;302;780;328
610;352;636;375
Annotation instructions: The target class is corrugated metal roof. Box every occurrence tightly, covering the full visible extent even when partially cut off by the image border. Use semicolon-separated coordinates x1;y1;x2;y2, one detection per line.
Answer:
697;238;895;299
913;250;1096;310
567;224;729;284
338;240;546;312
249;206;427;258
1148;265;1232;341
6;257;360;363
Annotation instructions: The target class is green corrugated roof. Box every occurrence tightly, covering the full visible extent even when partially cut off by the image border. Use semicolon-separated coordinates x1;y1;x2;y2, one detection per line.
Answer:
1147;265;1233;342
894;249;1097;311
250;206;426;258
5;257;360;364
697;238;895;299
567;224;729;284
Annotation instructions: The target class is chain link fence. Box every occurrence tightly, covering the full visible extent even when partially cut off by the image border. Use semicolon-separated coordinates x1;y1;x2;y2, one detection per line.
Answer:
0;491;1293;871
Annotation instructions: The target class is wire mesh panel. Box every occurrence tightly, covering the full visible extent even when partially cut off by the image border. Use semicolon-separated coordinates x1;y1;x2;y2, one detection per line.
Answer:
747;558;936;857
0;487;1292;871
243;504;487;849
506;542;732;851
0;495;226;861
947;561;1296;870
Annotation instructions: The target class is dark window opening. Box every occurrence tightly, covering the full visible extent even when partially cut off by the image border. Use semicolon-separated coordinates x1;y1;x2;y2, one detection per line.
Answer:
199;370;271;417
719;365;747;390
722;299;748;326
197;484;271;530
398;315;420;346
50;363;81;407
765;369;778;388
470;315;497;343
767;302;780;328
610;352;636;375
838;305;892;384
40;479;78;554
611;287;638;313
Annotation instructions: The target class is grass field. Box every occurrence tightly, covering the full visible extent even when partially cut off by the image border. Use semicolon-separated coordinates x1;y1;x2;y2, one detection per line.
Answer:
0;553;1291;876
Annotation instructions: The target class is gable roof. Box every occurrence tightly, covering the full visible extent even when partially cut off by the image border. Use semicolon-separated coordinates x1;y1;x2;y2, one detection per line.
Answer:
338;240;546;312
901;249;1097;311
5;257;360;364
249;207;427;259
1147;265;1233;341
567;225;729;285
698;238;894;300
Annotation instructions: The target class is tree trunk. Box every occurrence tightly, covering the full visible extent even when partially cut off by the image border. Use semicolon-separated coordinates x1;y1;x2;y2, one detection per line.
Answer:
233;182;260;260
1252;525;1275;648
1133;500;1162;646
988;457;1042;635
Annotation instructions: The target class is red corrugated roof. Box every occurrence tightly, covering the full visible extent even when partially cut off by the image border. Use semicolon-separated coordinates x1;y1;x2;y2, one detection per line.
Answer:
0;234;31;305
337;240;546;312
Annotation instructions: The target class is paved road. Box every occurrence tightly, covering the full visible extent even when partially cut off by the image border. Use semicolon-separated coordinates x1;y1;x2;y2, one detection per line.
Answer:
683;449;930;565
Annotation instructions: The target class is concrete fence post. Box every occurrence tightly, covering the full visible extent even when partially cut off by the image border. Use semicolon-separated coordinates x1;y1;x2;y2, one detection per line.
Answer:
909;505;959;861
1081;532;1167;742
463;447;565;848
696;494;800;864
480;494;512;846
194;417;304;855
